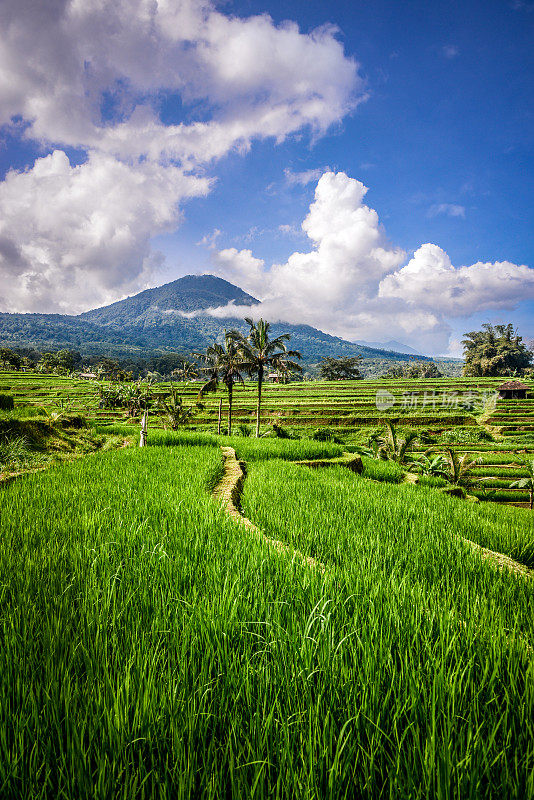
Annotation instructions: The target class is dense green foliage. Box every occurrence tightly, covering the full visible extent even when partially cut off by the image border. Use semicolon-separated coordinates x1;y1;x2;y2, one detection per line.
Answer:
382;360;443;379
463;323;532;376
318;355;362;380
0;347;22;369
0;393;14;410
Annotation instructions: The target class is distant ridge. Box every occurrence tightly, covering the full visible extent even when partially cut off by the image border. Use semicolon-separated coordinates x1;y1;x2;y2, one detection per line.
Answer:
0;274;431;365
355;339;421;356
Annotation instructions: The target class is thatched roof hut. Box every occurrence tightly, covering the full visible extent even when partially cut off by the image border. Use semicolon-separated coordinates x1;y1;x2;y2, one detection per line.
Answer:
498;380;528;399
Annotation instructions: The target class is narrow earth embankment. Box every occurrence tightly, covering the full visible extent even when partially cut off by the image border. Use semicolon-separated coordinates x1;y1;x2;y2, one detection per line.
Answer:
212;447;324;571
213;446;532;582
460;537;532;579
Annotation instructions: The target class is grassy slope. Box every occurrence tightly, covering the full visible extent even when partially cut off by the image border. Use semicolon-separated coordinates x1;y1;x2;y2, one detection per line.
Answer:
0;443;532;798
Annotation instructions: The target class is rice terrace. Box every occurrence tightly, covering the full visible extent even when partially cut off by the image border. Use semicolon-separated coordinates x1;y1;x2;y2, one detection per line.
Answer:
0;328;533;798
1;0;534;797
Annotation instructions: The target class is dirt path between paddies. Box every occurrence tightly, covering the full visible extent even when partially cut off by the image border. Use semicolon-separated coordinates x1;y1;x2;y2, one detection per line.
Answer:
212;447;325;572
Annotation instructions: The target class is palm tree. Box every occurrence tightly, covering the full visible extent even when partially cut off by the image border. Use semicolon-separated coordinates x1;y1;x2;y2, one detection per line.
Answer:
378;421;419;464
510;459;534;509
197;332;245;436
441;448;481;490
172;360;198;382
236;318;302;437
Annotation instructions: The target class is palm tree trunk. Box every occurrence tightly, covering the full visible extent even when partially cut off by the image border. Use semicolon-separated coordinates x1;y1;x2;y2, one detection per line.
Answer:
255;364;264;438
228;384;233;436
217;397;222;435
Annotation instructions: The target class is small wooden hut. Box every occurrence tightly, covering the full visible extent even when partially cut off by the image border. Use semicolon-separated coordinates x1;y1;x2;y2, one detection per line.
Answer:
497;380;528;400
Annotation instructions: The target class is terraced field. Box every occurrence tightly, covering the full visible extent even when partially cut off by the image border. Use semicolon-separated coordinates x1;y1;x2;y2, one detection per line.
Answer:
2;371;532;505
1;371;533;797
0;431;532;798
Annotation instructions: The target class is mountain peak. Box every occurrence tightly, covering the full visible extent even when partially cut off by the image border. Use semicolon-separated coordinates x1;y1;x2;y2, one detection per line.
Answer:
78;273;258;326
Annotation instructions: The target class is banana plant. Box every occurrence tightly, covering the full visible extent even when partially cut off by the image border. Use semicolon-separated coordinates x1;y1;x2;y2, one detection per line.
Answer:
409;451;449;477
42;397;73;428
157;385;197;430
377;421;419;464
509;459;534;509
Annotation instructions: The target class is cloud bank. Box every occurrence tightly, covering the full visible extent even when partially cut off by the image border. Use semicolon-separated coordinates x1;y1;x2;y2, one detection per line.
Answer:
0;0;363;312
208;172;534;353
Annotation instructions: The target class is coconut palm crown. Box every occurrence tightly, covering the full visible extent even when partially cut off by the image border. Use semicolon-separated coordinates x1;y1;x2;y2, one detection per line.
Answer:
197;331;245;436
236;318;302;437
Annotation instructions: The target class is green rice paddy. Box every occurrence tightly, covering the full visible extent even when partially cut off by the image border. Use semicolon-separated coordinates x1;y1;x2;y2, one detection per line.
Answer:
3;369;531;506
0;370;533;797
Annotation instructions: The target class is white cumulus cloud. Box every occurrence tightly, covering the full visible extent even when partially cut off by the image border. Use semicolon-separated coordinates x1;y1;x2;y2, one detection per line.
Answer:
208;172;534;353
0;150;210;313
0;0;363;162
379;243;534;317
0;0;363;312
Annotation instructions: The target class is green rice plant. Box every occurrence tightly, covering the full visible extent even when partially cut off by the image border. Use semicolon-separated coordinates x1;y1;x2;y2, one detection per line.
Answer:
473;489;531;503
0;434;31;470
473;466;530;477
149;429;219;447
224;436;343;462
311;426;343;443
93;423;139;435
416;474;448;487
3;444;533;798
0;403;45;420
361;455;405;482
242;459;534;569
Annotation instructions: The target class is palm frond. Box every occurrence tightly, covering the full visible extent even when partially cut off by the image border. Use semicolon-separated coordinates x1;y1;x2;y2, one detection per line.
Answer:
196;376;218;400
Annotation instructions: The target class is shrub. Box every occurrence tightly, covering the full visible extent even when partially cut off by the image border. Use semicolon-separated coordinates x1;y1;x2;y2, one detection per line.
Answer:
439;427;493;444
0;394;14;411
60;415;88;429
312;427;343;443
236;423;252;437
271;423;292;439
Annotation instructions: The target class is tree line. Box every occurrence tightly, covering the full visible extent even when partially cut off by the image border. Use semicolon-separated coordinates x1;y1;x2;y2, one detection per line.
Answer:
1;322;532;384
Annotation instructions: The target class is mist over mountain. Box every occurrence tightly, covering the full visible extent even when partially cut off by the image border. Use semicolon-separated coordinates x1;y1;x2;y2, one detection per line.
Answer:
0;275;430;365
79;275;258;326
354;339;421;356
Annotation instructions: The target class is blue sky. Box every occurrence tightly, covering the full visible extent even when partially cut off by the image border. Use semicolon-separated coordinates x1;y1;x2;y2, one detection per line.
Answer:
0;0;532;354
